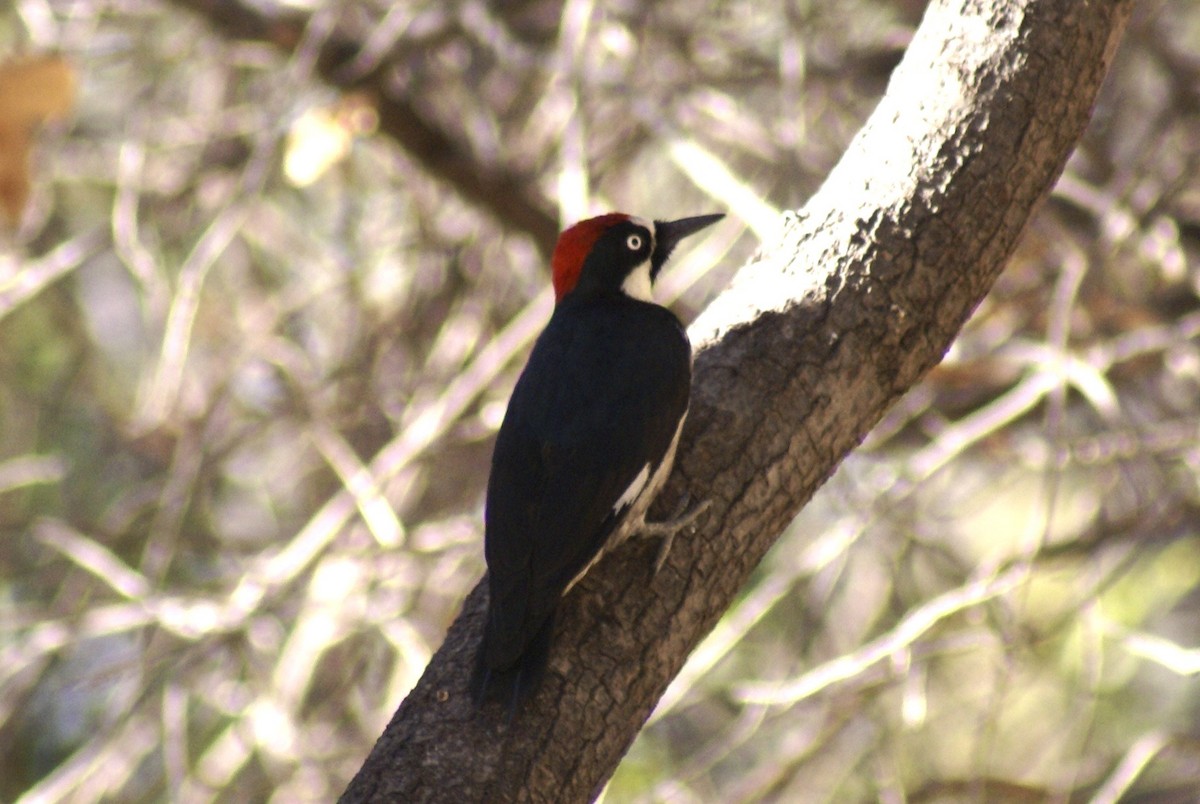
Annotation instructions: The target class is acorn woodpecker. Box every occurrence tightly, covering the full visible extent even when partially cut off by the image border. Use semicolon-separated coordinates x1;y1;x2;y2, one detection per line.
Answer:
471;211;723;710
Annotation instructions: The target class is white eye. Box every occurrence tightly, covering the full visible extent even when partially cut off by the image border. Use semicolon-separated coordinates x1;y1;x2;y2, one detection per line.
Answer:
626;234;643;251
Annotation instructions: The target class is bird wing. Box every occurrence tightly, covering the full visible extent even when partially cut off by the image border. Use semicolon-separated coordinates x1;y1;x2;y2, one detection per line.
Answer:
482;300;690;670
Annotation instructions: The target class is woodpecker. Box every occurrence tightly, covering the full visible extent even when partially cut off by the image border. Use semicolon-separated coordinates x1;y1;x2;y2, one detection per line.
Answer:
471;211;723;709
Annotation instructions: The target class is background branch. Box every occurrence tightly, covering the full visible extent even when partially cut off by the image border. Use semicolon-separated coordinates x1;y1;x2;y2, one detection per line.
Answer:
167;0;561;255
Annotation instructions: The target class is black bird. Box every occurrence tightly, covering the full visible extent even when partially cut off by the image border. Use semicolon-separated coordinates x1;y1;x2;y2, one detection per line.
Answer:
471;211;723;710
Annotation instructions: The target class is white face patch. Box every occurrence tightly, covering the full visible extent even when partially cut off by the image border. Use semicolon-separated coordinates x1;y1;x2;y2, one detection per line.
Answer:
620;216;656;302
621;261;654;302
628;215;653;233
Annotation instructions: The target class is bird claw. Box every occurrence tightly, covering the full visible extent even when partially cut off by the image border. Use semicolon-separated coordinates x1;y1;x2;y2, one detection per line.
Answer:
641;495;712;573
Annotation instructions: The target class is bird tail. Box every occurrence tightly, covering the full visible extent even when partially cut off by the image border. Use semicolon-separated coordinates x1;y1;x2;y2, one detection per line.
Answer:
470;610;556;715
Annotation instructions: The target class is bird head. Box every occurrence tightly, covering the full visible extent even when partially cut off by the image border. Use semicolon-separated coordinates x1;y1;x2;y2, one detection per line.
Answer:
550;212;724;303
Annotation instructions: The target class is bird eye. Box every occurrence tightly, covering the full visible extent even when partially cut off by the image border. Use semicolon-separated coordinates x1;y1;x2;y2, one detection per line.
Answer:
626;234;643;251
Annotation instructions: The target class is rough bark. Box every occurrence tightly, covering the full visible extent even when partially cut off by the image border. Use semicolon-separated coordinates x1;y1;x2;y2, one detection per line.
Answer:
339;0;1133;800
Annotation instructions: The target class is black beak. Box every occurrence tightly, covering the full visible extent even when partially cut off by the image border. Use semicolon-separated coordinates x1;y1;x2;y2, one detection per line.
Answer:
651;213;724;280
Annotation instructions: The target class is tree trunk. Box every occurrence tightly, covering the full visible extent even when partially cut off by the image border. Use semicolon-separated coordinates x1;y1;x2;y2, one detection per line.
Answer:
341;0;1134;800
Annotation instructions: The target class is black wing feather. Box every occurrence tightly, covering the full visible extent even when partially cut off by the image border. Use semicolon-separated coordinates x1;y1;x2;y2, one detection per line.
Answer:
474;296;690;702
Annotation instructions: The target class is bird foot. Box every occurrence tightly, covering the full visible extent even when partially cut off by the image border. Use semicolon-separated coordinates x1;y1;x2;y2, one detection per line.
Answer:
641;496;712;573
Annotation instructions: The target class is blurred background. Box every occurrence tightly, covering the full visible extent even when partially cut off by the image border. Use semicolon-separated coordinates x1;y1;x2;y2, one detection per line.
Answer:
1;0;1198;801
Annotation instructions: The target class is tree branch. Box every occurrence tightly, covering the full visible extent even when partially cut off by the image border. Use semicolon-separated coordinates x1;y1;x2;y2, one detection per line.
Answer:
342;0;1133;799
166;0;560;256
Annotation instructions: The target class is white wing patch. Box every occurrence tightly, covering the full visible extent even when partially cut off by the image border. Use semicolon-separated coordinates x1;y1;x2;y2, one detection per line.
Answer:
613;462;651;514
563;413;687;596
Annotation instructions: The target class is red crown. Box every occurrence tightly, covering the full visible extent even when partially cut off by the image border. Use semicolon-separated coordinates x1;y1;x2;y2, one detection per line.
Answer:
550;213;631;302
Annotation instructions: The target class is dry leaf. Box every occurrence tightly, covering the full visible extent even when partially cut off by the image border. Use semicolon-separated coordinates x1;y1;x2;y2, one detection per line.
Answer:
283;93;378;187
0;55;76;226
